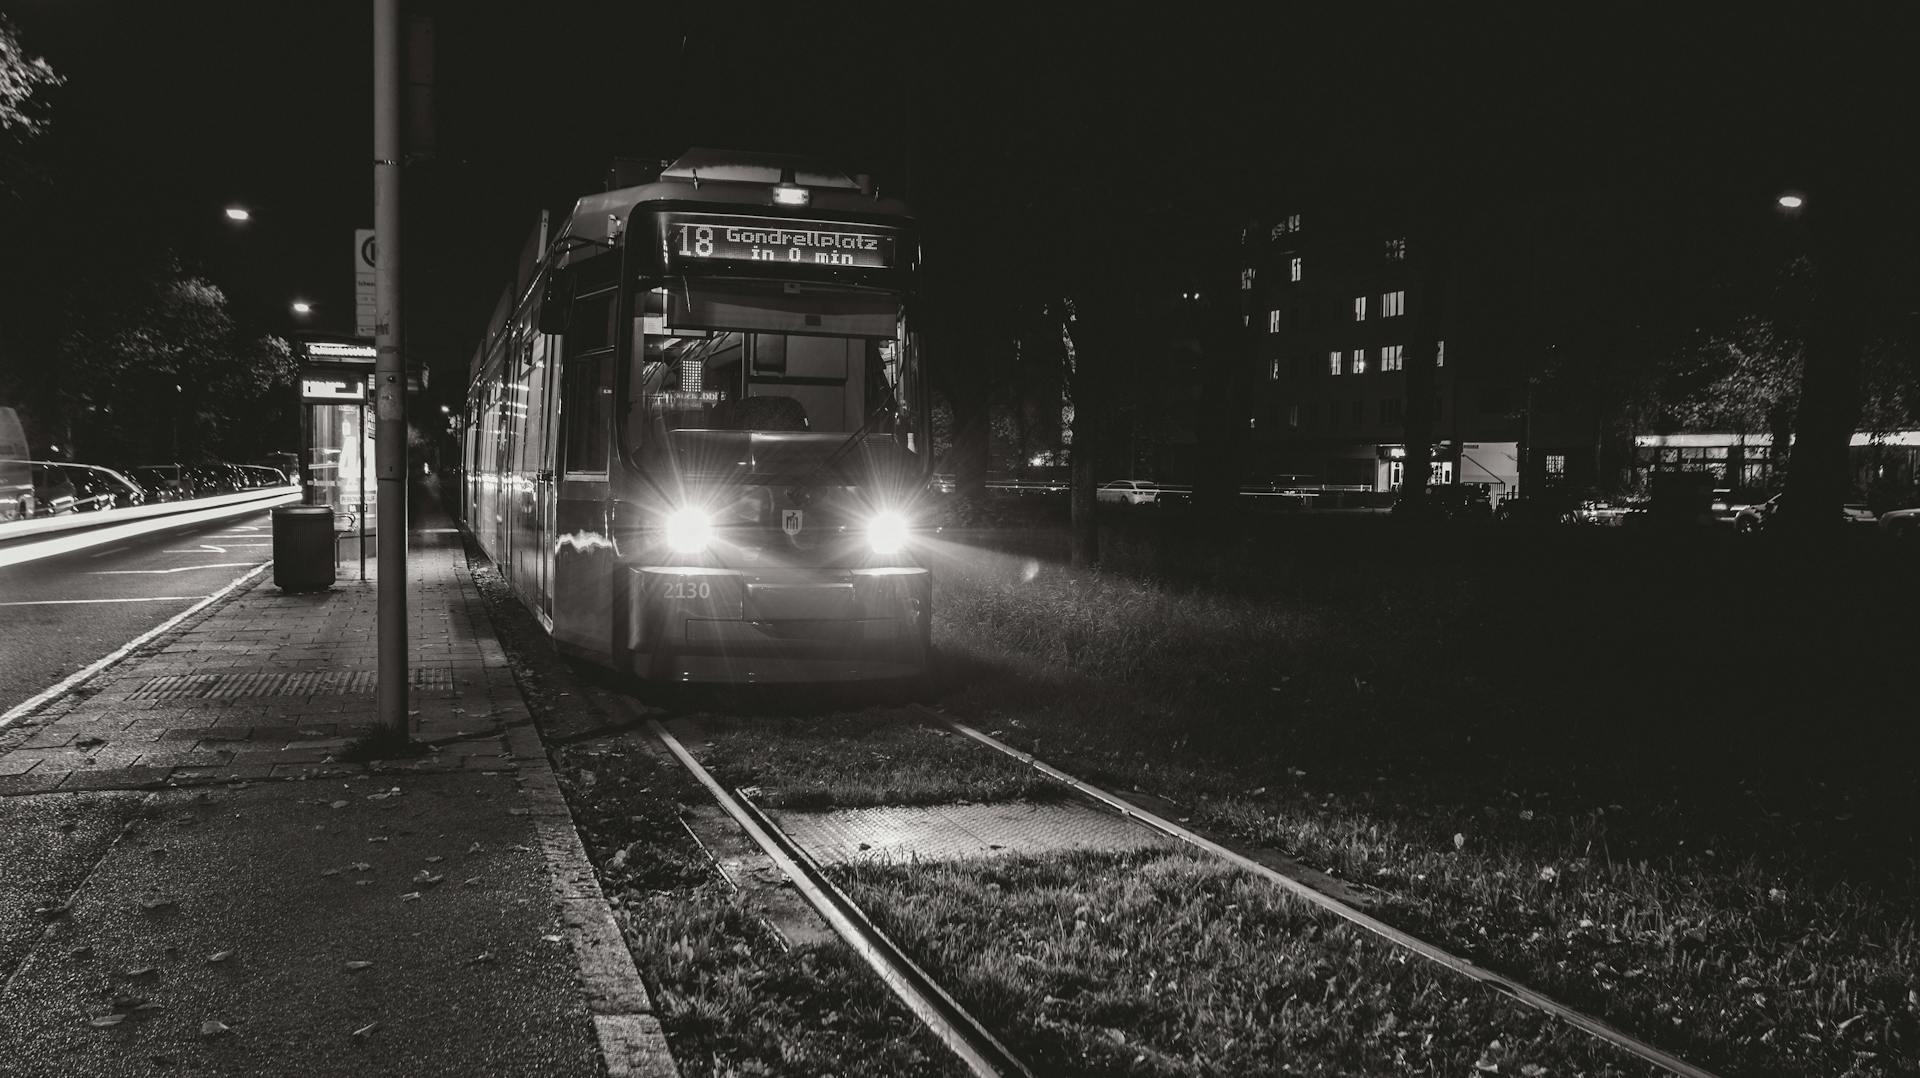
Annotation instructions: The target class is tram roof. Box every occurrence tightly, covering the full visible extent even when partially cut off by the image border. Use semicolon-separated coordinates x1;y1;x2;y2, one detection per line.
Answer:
553;148;913;261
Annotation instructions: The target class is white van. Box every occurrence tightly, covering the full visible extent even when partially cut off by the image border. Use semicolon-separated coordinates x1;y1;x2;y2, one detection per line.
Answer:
0;406;34;521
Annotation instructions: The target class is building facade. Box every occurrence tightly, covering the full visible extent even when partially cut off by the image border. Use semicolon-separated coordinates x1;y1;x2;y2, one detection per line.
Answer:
1238;208;1520;500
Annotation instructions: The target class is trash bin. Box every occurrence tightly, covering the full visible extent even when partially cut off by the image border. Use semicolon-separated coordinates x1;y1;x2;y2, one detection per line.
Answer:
272;504;336;592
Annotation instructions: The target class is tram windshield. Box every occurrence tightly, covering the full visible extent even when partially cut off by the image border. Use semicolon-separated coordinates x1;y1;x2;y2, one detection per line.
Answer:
623;283;923;481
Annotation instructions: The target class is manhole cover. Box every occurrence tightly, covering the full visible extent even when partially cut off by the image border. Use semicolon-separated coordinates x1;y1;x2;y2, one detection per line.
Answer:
127;667;454;701
772;800;1174;865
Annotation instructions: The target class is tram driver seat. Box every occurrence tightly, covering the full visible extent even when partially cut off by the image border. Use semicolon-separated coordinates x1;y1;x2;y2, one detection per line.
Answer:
711;395;810;432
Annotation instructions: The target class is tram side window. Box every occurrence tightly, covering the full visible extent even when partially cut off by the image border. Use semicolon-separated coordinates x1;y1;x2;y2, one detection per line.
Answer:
562;290;616;474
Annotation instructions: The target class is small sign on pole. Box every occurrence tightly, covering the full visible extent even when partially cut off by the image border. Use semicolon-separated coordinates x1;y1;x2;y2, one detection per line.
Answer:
354;229;376;339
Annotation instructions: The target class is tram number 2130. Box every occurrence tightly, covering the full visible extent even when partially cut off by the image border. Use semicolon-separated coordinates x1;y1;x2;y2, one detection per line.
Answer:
661;580;713;601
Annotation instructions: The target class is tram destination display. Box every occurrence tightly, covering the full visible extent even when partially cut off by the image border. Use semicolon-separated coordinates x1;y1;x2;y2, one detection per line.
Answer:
659;213;896;271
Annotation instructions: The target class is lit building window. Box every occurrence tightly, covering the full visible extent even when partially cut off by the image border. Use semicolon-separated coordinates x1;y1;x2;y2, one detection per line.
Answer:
1269;357;1281;381
1289;257;1303;282
1436;339;1446;367
1351;348;1368;375
1248;416;1257;429
1546;453;1566;478
1385;238;1406;261
1288;404;1300;428
1382;290;1406;317
1270;213;1301;239
1269;309;1281;333
1380;345;1404;371
1354;296;1367;321
1241;267;1256;291
1328;351;1342;376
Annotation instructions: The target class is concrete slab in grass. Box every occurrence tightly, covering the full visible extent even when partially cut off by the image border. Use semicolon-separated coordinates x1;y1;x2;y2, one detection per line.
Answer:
774;799;1176;865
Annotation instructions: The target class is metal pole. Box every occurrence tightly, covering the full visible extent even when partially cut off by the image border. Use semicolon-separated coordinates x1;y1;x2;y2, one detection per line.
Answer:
359;399;368;581
373;0;408;740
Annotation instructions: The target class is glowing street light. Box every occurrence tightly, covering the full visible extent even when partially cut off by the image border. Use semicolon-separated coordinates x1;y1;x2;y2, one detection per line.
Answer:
291;300;313;316
1777;193;1805;210
225;206;251;222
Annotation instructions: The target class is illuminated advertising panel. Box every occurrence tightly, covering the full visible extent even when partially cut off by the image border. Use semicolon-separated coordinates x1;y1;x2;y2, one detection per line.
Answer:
659;213;897;271
301;374;370;404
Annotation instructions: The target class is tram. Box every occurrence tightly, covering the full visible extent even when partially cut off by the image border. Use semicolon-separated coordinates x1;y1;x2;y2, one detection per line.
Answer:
462;149;930;683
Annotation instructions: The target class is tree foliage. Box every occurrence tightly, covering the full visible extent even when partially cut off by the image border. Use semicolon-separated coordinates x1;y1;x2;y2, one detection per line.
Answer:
1669;315;1802;438
0;17;60;137
58;265;296;461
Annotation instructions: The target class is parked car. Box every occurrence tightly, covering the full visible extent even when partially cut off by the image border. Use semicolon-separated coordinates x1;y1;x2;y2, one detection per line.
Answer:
60;463;145;512
1097;479;1161;506
128;464;197;502
1394;484;1493;520
0;409;32;521
28;461;77;516
191;462;240;494
1880;506;1920;542
1735;493;1878;533
1708;489;1762;524
1493;490;1578;525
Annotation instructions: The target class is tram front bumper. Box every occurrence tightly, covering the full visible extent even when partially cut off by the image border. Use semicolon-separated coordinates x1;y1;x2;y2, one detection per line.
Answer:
626;566;930;683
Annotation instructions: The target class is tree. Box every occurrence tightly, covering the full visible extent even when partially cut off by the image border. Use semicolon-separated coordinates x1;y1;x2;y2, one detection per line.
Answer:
0;15;61;199
1670;315;1802;457
0;16;60;138
59;266;297;462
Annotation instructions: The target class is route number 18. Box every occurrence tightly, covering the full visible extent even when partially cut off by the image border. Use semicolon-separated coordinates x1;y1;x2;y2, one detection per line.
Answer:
677;225;715;258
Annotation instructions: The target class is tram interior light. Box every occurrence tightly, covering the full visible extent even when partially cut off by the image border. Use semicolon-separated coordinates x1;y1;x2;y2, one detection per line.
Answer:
868;511;908;554
772;183;810;207
665;507;714;552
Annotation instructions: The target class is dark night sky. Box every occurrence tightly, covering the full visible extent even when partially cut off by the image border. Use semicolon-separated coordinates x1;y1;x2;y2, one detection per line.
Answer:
5;2;1915;399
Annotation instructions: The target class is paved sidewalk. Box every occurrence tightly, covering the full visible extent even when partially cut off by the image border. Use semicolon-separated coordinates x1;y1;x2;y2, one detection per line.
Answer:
0;494;675;1076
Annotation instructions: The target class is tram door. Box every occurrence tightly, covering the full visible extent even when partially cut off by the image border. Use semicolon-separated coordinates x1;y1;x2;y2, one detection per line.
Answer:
531;332;559;621
509;327;557;620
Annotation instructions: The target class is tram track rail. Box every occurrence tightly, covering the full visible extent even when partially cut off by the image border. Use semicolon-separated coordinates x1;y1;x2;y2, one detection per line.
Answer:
644;713;1037;1078
631;693;1725;1078
933;713;1725;1078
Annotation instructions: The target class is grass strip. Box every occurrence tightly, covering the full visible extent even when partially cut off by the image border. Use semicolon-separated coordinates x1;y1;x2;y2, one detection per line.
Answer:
554;739;966;1078
840;848;1661;1077
927;534;1920;1077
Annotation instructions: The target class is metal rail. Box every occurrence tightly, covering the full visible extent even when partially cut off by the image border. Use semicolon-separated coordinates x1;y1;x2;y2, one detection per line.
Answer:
644;716;1035;1078
940;717;1726;1078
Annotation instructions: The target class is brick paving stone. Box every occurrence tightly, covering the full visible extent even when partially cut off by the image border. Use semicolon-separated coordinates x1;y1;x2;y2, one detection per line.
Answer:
62;765;174;791
0;771;67;795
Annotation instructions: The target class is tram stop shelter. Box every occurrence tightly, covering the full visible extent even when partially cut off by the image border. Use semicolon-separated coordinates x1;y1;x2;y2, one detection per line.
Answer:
298;339;377;578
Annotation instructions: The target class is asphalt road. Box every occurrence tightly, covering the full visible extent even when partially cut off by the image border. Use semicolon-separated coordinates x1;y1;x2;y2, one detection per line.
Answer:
0;509;276;717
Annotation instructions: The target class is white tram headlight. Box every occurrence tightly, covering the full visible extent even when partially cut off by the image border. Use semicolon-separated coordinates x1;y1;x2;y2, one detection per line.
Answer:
665;507;714;552
867;511;909;555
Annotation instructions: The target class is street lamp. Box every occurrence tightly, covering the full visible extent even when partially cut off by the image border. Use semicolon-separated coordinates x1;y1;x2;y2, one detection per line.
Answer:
225;206;251;222
1776;192;1805;211
291;300;313;316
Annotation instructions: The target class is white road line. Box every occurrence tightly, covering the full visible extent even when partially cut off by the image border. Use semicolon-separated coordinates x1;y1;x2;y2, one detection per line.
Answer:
164;544;228;553
87;562;260;575
0;596;206;607
0;561;270;730
87;544;133;559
